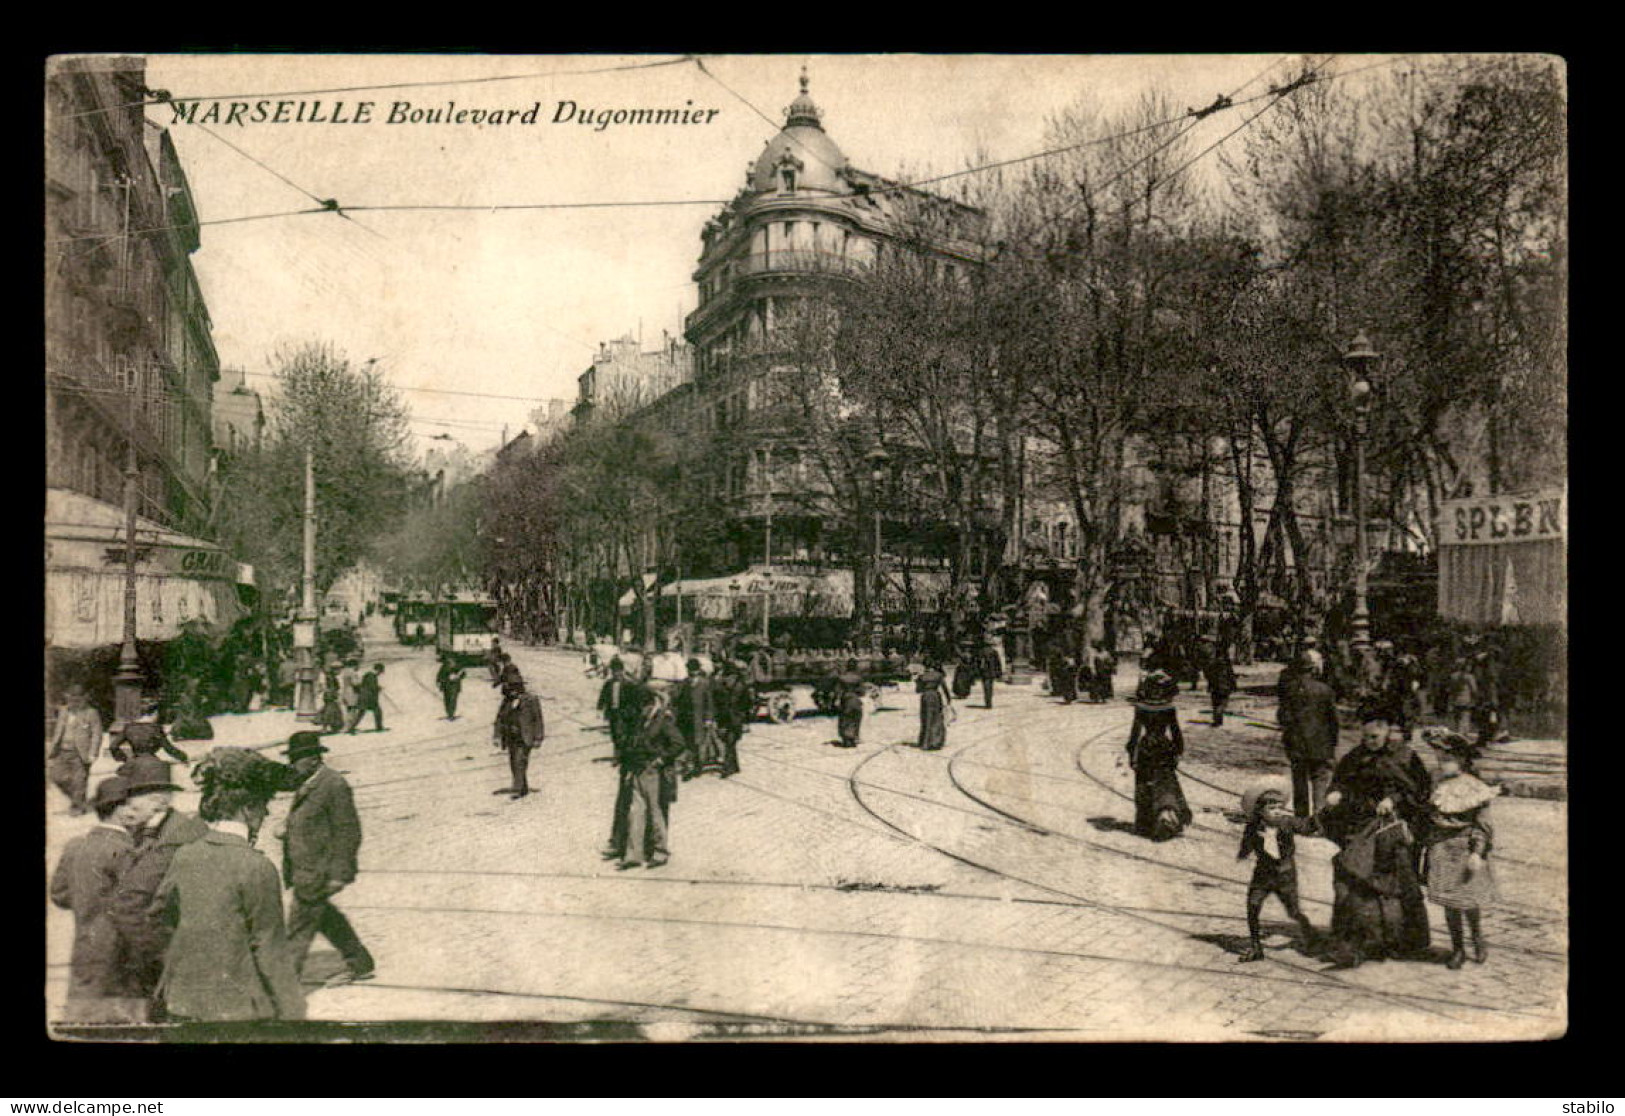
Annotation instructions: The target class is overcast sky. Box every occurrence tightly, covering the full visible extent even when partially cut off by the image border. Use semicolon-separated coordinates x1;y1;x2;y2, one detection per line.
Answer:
145;53;1362;455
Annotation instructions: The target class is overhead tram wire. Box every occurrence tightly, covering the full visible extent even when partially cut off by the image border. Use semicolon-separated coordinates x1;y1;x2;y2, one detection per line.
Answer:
1038;52;1325;232
47;375;510;432
187;122;390;241
47;56;1416;247
62;55;701;122
236;369;566;404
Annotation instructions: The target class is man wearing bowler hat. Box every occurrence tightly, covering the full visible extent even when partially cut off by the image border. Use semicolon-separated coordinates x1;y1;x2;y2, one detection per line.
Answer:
494;669;545;799
279;732;374;986
49;776;138;1020
105;756;208;1016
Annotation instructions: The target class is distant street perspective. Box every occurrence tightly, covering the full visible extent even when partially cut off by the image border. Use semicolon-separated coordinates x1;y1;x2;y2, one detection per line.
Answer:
45;53;1565;1042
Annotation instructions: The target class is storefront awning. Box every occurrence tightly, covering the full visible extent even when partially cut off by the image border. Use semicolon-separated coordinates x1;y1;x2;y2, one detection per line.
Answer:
45;488;246;650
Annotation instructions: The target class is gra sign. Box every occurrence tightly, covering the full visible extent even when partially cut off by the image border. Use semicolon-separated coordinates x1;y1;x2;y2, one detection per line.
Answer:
1439;488;1565;547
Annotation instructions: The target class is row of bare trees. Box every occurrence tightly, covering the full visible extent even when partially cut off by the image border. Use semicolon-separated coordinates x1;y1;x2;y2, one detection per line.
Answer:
475;55;1564;653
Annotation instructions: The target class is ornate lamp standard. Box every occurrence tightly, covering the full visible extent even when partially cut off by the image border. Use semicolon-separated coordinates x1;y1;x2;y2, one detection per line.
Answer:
111;362;145;724
865;441;890;649
292;441;320;720
1343;331;1379;651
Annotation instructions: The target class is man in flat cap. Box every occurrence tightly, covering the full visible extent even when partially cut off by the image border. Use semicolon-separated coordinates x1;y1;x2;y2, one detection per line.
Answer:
279;732;374;987
50;776;138;1020
105;756;208;1017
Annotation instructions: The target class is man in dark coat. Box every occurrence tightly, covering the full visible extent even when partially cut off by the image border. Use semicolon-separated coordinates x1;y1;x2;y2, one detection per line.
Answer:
104;757;207;1017
158;747;303;1021
279;733;374;986
1203;641;1238;727
48;685;103;815
834;660;866;748
596;658;642;764
612;689;687;870
494;670;545;799
601;676;651;862
674;658;718;776
978;643;1002;709
712;660;751;776
1277;655;1340;817
348;664;385;733
50;776;138;1021
436;655;467;720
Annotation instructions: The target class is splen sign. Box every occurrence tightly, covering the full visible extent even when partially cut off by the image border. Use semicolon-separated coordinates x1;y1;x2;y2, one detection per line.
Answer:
1439;489;1565;547
1437;487;1565;626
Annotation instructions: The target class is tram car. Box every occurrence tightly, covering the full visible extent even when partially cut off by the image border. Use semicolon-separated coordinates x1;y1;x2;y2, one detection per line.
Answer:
394;594;438;647
436;596;499;664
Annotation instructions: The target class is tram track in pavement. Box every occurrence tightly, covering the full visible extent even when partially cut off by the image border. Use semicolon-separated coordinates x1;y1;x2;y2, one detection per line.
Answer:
340;892;1475;1009
731;698;1566;989
355;650;1558;1026
653;686;1564;958
684;705;1556;1021
1057;724;1565;924
944;694;1559;894
845;736;1560;1024
936;698;1565;945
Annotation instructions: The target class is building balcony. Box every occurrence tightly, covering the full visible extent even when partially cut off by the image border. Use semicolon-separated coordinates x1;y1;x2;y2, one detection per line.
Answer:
734;249;868;280
687;250;869;336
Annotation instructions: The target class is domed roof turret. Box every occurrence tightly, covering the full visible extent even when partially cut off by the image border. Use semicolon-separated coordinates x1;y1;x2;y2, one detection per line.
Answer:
785;65;823;129
748;66;847;195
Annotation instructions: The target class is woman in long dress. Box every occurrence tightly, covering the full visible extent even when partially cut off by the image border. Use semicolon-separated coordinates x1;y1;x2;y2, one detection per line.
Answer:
916;657;952;751
1125;671;1193;840
1320;717;1433;968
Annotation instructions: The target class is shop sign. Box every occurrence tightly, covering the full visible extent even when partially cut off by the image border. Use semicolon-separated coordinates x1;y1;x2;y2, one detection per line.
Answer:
1439;488;1565;547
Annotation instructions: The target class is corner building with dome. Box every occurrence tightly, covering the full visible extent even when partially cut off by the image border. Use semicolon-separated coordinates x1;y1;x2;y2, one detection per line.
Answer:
675;70;993;597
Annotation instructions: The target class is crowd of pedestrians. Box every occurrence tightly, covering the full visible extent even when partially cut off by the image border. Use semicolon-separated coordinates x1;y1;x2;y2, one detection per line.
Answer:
50;729;374;1023
49;600;1532;1025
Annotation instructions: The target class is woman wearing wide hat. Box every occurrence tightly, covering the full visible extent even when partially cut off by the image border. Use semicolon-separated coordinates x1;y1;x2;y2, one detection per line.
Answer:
1124;671;1193;840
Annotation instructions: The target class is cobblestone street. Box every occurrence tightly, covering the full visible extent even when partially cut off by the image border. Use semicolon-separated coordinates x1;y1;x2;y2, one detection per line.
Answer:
46;619;1567;1040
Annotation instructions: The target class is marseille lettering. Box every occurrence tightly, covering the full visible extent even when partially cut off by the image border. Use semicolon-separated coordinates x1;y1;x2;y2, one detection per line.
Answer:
169;100;378;125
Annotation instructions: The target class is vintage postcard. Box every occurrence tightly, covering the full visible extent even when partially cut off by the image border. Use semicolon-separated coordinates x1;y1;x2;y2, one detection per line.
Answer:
45;52;1567;1042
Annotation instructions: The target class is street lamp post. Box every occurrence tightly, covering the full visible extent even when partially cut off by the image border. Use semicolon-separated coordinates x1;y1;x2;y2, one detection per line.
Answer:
293;443;320;720
1344;331;1379;652
865;441;891;650
759;444;777;642
112;362;144;724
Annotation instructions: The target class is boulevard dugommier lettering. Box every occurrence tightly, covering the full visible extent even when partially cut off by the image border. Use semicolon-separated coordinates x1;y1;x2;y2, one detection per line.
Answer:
167;100;721;130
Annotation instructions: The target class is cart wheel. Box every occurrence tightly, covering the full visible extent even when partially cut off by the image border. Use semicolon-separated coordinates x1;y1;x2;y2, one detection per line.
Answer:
767;692;795;724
